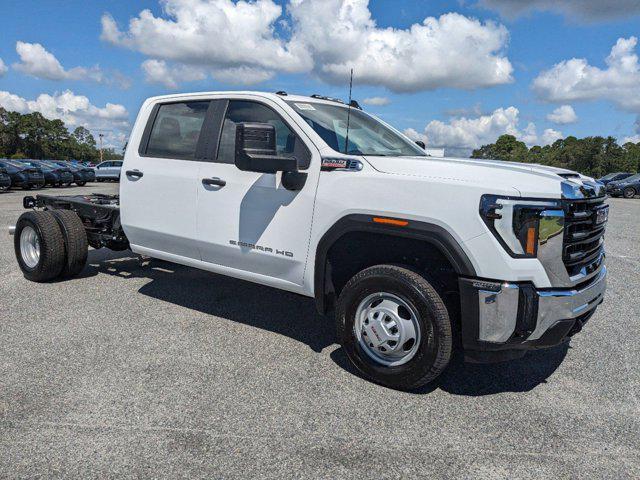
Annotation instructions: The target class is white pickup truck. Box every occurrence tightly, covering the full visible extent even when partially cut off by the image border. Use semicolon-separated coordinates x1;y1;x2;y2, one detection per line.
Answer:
11;91;608;390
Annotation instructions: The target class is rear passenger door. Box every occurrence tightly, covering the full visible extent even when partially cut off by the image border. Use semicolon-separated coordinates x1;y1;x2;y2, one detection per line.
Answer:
120;100;213;261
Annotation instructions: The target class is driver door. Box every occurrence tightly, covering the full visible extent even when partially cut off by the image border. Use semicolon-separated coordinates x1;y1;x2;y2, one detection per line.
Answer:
197;98;320;287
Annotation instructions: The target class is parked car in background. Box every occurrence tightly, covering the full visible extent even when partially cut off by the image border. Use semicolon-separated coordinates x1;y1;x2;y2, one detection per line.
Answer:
0;160;45;189
607;173;640;198
94;160;123;182
50;161;94;186
598;172;633;186
20;160;74;187
0;167;11;192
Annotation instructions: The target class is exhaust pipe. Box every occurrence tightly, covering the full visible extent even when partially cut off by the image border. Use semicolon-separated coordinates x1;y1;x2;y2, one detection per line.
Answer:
8;226;15;236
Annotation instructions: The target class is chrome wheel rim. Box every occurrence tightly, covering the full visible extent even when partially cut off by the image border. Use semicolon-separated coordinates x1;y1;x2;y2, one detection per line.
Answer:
354;292;421;367
20;226;40;268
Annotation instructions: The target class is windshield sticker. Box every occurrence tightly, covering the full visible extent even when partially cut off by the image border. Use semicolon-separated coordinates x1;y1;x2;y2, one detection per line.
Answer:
294;103;316;111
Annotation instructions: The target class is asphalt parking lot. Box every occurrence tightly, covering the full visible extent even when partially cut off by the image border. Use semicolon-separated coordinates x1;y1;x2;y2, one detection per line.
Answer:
0;184;638;479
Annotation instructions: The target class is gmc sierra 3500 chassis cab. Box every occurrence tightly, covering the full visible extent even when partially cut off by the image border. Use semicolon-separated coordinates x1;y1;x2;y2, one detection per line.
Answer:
11;91;608;390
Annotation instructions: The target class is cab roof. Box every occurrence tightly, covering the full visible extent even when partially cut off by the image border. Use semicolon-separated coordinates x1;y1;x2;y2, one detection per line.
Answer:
145;91;359;109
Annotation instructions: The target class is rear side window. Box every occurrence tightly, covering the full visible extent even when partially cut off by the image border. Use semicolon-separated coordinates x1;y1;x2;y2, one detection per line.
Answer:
144;102;210;160
217;100;311;169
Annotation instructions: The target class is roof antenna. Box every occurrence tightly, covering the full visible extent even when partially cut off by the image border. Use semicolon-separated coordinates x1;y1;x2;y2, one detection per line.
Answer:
344;68;354;154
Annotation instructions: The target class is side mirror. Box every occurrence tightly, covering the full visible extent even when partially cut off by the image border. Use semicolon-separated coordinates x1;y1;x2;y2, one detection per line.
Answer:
415;140;426;149
235;123;298;174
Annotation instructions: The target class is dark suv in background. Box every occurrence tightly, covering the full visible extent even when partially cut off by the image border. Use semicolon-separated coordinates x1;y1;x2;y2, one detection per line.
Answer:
607;173;640;198
598;172;633;186
0;167;11;192
50;160;95;186
0;160;45;189
20;160;74;187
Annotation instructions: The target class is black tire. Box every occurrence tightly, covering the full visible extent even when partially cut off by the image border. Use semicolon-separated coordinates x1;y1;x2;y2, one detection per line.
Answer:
623;187;636;199
336;265;452;390
50;210;88;278
76;181;86;187
14;211;66;282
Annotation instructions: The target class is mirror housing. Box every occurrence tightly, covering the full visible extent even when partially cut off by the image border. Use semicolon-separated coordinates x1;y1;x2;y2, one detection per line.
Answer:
235;123;298;174
415;140;426;149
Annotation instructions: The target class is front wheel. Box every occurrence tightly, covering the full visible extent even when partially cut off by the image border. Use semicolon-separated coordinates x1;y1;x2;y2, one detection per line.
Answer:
623;187;636;199
76;181;86;187
336;265;452;390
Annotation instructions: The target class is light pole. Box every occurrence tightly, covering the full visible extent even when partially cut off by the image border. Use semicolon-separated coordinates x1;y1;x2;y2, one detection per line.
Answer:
99;133;104;163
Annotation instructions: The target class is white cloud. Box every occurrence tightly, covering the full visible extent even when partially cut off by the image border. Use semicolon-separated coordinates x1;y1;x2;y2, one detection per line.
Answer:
362;96;390;106
0;58;7;77
289;4;513;92
101;1;311;78
0;90;130;148
624;116;640;143
546;105;578;124
142;59;207;89
13;41;130;88
405;106;562;156
533;37;640;113
212;66;274;85
102;0;513;92
479;0;640;21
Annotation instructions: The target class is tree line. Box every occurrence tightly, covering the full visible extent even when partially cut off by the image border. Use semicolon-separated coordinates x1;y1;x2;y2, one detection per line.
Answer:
0;107;123;162
471;134;640;178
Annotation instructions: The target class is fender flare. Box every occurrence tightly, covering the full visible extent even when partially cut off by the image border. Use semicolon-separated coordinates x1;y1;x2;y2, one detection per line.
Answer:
314;214;477;313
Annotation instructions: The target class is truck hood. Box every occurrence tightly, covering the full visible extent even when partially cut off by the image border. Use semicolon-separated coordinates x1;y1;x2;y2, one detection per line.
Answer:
364;155;603;198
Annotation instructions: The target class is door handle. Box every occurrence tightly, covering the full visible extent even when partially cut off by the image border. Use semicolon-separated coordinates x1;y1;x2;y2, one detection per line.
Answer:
202;177;226;187
126;170;143;178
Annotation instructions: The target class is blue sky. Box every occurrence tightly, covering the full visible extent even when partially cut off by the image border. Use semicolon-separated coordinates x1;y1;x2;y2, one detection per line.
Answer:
0;0;639;155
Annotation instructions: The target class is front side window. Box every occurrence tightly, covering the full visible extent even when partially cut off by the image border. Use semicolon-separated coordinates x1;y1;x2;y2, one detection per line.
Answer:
286;101;426;157
145;102;210;159
217;100;310;168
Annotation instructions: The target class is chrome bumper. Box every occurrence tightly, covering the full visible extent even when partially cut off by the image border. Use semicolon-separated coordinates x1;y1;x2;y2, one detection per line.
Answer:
534;266;606;340
459;266;606;359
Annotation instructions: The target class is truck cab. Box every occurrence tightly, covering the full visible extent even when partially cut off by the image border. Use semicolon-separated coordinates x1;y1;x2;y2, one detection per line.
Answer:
12;91;608;390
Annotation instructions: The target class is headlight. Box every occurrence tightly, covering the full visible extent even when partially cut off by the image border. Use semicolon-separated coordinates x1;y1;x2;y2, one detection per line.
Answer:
479;195;564;258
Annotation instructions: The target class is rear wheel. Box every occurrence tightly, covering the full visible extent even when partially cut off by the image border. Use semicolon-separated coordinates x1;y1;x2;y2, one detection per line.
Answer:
336;265;452;390
14;211;66;282
50;210;88;278
76;181;86;187
623;187;636;199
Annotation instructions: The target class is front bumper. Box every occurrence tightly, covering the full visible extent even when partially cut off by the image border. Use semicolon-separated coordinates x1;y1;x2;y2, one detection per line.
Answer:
459;266;606;363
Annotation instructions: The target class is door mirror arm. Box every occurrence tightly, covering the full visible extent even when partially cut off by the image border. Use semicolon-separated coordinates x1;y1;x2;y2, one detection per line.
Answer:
282;171;307;191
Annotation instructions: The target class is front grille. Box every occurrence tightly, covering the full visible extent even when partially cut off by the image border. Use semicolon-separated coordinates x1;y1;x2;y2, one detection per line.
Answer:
562;197;607;276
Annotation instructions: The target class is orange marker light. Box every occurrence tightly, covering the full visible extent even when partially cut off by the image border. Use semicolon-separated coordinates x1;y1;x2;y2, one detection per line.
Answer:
373;217;409;227
526;226;536;255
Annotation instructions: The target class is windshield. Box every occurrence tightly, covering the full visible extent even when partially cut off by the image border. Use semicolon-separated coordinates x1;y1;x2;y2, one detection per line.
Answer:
24;161;50;171
600;173;619;180
621;174;640;182
286;101;426;157
0;161;20;173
